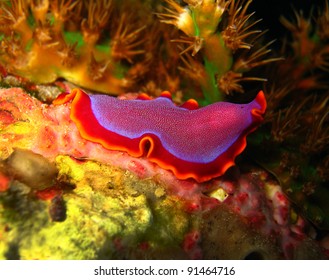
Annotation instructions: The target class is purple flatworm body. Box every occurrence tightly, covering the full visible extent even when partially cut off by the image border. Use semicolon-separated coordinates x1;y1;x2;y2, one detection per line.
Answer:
54;89;266;182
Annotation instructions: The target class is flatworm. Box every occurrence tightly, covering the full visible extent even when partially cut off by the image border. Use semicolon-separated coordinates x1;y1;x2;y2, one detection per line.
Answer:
54;89;266;182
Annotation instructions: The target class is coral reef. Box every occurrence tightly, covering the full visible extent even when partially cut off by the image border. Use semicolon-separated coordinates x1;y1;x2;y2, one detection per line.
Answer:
0;0;276;103
157;0;278;103
0;0;328;259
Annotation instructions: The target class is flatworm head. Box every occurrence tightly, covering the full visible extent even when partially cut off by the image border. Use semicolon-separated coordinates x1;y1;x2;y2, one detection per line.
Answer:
54;89;266;182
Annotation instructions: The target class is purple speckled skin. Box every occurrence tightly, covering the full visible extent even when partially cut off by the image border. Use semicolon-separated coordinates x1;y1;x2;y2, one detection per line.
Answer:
90;93;264;163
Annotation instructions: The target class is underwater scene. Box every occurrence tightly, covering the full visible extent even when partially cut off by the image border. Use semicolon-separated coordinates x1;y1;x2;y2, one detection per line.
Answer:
0;0;328;260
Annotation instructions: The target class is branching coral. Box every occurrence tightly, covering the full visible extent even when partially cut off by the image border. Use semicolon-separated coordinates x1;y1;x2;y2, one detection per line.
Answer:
0;0;280;104
157;0;279;103
0;0;149;94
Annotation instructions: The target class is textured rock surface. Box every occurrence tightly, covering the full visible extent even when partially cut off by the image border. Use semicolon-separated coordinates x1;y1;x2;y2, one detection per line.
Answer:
0;87;326;259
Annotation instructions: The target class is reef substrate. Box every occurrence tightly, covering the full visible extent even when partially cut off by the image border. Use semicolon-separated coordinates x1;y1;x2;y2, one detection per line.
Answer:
0;87;326;259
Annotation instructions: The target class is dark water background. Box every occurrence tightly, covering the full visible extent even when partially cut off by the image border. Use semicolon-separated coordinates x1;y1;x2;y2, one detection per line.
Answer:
250;0;325;42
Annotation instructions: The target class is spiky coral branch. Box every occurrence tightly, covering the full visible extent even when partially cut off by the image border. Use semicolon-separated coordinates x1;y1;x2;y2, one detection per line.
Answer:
110;14;146;63
158;0;278;103
81;0;113;47
0;0;149;94
222;0;261;51
50;0;80;32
